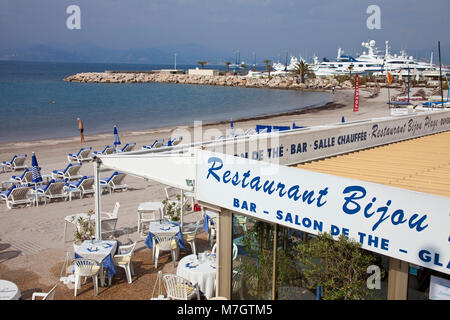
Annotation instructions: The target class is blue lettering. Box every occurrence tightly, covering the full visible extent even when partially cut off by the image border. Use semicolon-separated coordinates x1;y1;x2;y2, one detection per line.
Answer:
302;190;316;205
380;238;389;251
206;157;223;182
364;198;376;218
358;232;366;244
233;198;239;208
285;212;293;224
342;185;366;215
419;249;431;263
263;180;276;195
316;187;328;207
250;202;256;213
231;172;241;186
313;220;323;232
276;183;287;197
372;200;392;231
223;170;231;183
287;185;301;201
241;170;251;188
331;225;340;236
302;217;311;228
408;214;429;232
250;176;262;191
276;210;283;220
391;209;407;225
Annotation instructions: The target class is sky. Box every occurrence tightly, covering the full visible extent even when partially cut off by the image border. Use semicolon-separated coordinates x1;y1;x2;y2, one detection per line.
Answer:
1;0;449;63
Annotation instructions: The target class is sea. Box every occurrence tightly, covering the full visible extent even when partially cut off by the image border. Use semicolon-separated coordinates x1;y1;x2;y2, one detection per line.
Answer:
0;61;330;143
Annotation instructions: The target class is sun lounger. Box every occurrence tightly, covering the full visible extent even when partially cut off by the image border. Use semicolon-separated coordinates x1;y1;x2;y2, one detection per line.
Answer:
116;142;136;153
166;137;183;147
35;179;68;204
256;125;272;133
65;176;95;200
100;171;128;194
51;163;83;181
142;139;164;150
11;168;33;184
1;154;27;173
292;122;306;129
92;145;115;158
0;184;32;209
272;125;291;132
67;147;92;163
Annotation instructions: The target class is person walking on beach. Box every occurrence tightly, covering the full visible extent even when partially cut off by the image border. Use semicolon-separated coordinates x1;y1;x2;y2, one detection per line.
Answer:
77;117;85;143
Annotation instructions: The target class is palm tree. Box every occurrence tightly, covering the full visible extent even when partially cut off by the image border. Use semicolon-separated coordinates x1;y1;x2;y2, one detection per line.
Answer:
263;59;272;77
225;62;232;73
292;60;310;84
198;61;208;69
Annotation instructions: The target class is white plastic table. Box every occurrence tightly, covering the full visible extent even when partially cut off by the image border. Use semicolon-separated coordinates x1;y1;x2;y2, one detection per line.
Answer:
63;213;95;242
176;254;216;299
0;280;21;300
75;240;117;287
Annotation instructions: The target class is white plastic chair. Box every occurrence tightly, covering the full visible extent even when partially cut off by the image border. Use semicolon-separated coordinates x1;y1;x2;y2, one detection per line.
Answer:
101;217;118;239
32;284;58;300
212;242;238;260
72;258;101;296
137;207;162;238
153;235;178;269
235;215;248;232
164;186;179;201
162;274;200;300
52;163;83;181
102;202;120;219
208;216;217;248
112;242;136;284
182;220;201;256
11;169;33;184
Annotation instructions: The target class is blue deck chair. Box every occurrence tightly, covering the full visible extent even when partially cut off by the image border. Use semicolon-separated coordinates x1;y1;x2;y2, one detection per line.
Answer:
292;122;306;129
272;125;291;132
1;154;27;172
11;168;33;184
66;176;95;200
51;163;83;181
255;125;272;133
35;179;68;204
67;147;92;163
1;183;32;209
116;142;136;153
142;139;164;150
100;171;128;194
166;136;183;147
92;145;115;157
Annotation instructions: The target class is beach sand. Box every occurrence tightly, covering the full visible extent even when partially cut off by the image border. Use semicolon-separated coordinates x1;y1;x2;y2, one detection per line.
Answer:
0;87;409;299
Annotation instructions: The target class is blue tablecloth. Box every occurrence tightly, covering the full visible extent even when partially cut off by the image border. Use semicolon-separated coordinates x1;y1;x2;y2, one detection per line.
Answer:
73;241;118;281
145;223;186;250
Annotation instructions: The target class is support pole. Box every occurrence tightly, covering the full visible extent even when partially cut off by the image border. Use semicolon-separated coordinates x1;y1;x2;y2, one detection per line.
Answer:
387;257;409;300
216;208;233;299
94;159;102;240
272;224;278;300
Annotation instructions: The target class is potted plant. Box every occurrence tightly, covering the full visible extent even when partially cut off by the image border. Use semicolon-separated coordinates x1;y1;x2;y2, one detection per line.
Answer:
71;210;95;252
162;195;191;223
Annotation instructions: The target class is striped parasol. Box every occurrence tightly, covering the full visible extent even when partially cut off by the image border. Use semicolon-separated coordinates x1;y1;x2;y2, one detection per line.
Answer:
113;125;121;147
31;152;42;183
230;118;234;136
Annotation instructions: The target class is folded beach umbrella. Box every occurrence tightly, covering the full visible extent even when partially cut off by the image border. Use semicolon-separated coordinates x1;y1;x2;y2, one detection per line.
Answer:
31;152;42;184
230;118;234;135
113;125;121;147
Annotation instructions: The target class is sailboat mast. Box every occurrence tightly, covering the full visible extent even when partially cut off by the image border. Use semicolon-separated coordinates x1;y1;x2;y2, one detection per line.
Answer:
438;41;444;107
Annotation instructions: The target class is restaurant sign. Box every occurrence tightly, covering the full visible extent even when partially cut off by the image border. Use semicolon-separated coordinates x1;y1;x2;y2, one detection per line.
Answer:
195;150;450;275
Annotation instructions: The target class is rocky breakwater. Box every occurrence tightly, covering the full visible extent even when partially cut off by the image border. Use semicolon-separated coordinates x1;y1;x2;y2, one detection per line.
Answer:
63;72;354;90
